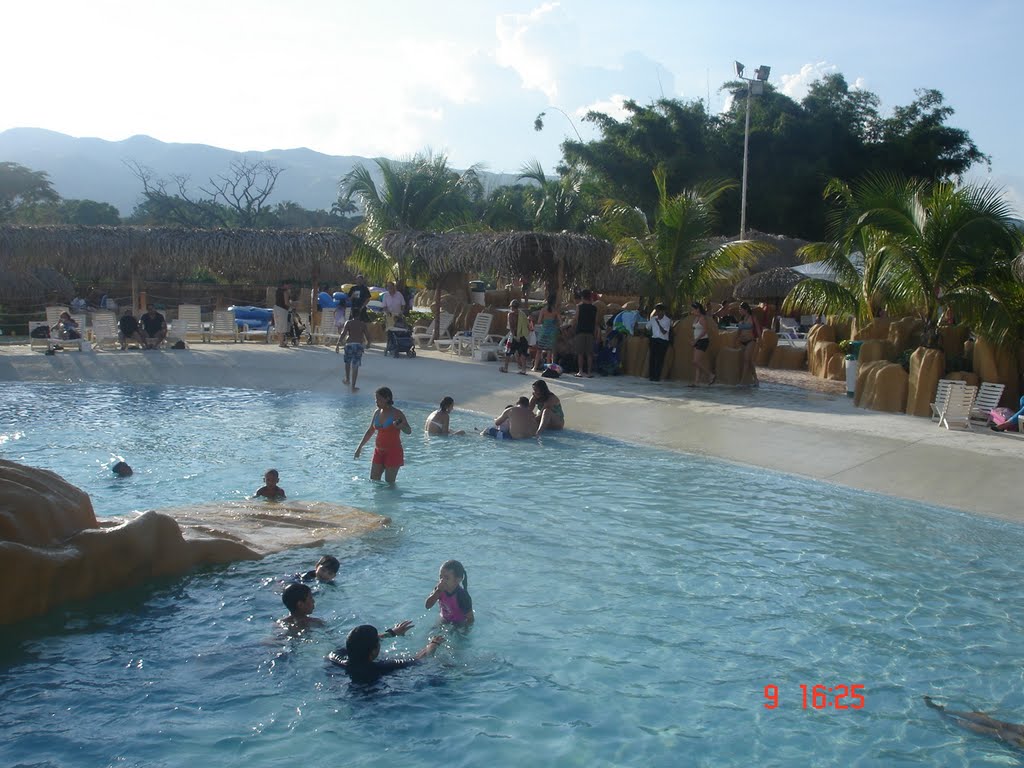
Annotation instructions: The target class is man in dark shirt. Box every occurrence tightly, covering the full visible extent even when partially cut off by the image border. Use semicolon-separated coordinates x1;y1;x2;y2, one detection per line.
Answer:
328;622;443;684
118;309;144;350
348;275;371;315
574;289;598;377
139;306;167;349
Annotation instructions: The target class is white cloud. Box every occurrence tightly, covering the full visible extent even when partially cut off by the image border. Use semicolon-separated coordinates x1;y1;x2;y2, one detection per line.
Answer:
779;62;839;100
495;2;563;100
575;95;629;122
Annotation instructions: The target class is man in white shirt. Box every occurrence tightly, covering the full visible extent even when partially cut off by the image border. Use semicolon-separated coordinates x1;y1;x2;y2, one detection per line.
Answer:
648;303;671;382
381;282;406;329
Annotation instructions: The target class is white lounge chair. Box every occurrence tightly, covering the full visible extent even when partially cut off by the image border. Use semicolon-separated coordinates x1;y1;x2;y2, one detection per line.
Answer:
936;385;978;430
457;312;502;358
313;308;339;346
412;312;453;349
210;310;239;342
176;304;207;343
930;379;967;422
91;312;120;350
777;317;807;344
45;306;68;328
970;382;1006;425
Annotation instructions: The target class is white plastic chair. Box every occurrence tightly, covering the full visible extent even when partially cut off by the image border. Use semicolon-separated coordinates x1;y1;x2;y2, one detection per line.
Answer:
210;310;239;342
313;308;339;346
930;379;966;422
91;312;119;350
413;312;453;349
970;382;1006;425
456;313;502;357
177;304;207;342
937;385;978;430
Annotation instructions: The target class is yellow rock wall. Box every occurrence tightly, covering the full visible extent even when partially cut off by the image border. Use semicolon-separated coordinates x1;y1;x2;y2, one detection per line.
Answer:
858;339;896;366
854;361;908;413
905;347;945;417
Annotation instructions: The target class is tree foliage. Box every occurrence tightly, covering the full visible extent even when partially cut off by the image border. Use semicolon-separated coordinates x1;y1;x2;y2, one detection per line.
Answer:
0;162;60;223
786;174;1023;346
339;151;482;283
559;75;988;240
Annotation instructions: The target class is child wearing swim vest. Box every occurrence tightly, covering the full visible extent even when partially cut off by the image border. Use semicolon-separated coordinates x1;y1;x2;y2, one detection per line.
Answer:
425;559;474;624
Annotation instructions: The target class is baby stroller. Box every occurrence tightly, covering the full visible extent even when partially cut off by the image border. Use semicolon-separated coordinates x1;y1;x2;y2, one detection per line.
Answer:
385;317;416;357
285;308;311;346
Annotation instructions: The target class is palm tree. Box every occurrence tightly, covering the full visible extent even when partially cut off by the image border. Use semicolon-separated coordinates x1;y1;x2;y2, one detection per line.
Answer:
339;151;482;284
516;161;587;233
786;173;1023;346
598;168;765;315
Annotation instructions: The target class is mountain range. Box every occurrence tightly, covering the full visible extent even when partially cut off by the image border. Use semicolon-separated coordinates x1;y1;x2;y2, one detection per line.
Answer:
0;128;518;217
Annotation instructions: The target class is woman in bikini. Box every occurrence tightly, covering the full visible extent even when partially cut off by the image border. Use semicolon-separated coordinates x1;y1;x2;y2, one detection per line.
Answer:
530;379;565;435
736;301;761;388
354;386;413;483
690;302;715;386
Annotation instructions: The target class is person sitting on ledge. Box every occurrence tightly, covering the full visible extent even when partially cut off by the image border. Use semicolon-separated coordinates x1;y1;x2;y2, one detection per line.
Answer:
488;396;539;439
118;309;144;350
139;306;168;349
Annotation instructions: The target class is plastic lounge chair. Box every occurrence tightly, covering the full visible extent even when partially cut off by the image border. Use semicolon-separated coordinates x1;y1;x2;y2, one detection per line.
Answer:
777;317;806;343
456;313;502;358
176;304;207;343
313;307;338;346
413;312;453;349
970;382;1006;425
930;379;966;422
45;306;68;328
936;385;978;430
91;312;120;350
210;310;239;342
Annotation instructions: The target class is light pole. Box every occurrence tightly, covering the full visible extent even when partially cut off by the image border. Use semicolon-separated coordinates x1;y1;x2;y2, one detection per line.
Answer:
734;61;770;240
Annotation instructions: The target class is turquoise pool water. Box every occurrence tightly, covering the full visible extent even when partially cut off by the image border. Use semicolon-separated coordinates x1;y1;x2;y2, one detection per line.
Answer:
2;382;1024;766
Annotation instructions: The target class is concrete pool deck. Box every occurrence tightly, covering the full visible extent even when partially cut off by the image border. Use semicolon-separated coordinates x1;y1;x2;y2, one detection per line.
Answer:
1;342;1020;522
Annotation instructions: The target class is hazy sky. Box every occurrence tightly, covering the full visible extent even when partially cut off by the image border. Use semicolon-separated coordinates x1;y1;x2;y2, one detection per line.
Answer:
6;0;1022;205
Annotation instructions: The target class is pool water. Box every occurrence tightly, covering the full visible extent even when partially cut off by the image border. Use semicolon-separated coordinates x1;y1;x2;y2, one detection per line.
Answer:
2;382;1023;767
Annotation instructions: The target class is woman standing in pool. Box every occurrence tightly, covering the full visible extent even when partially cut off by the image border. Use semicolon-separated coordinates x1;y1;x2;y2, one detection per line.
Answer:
690;302;715;386
530;379;564;435
736;301;761;388
354;386;412;483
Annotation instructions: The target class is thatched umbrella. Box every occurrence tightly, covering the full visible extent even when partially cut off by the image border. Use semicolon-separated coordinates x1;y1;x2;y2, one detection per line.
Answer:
379;230;614;338
733;266;806;325
0;266;75;303
0;225;355;309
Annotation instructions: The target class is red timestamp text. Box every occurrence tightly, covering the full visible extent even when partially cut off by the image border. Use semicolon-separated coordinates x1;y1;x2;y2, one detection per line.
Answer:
763;684;866;710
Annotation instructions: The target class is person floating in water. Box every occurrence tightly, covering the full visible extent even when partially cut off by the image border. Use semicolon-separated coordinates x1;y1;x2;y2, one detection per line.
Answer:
425;559;474;625
297;555;340;583
328;621;443;683
112;461;133;477
255;468;286;499
924;695;1024;748
279;582;324;631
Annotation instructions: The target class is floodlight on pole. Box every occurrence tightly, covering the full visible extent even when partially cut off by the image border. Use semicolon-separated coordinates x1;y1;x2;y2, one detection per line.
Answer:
736;61;771;240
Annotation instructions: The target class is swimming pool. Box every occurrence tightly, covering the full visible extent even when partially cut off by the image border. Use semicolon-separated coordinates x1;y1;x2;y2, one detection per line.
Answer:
2;382;1023;766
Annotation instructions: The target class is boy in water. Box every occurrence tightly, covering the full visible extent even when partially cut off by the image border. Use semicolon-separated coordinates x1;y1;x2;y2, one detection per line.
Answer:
279;583;324;630
255;469;286;499
298;555;340;583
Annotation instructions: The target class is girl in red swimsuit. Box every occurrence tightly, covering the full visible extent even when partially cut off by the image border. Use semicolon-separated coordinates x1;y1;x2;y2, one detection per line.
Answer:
354;386;413;484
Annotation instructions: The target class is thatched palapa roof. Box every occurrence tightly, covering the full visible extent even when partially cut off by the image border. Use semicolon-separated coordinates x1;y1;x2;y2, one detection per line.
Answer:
379;230;614;287
0;225;355;283
0;266;75;303
733;266;805;300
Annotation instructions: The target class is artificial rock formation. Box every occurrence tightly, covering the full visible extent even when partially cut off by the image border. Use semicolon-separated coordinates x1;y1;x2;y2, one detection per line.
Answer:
0;460;390;626
888;317;924;356
854;361;908;413
905;347;945;417
857;339;896;367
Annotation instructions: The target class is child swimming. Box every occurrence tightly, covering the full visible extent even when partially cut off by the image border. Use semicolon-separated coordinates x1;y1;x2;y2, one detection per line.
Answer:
297;555;340;583
255;468;286;499
279;582;324;631
425;559;474;624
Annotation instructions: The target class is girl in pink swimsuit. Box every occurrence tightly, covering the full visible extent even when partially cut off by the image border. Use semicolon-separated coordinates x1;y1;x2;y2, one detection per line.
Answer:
354;387;412;484
425;559;474;624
